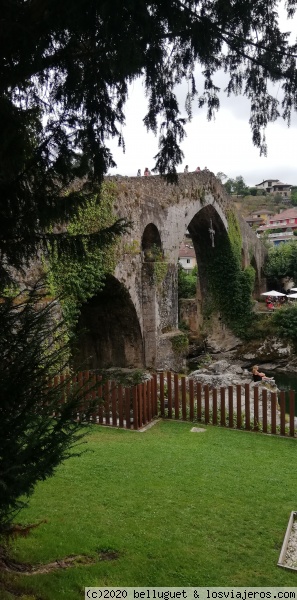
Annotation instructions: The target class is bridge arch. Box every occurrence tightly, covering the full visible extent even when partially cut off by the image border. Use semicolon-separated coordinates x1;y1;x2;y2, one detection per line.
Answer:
183;205;230;325
73;275;144;369
142;223;162;260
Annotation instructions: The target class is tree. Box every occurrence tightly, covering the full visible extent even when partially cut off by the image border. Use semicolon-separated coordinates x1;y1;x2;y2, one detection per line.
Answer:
224;178;235;195
178;264;198;299
291;187;297;206
2;0;297;278
233;176;249;197
216;172;228;183
224;175;249;196
264;241;297;285
0;285;93;534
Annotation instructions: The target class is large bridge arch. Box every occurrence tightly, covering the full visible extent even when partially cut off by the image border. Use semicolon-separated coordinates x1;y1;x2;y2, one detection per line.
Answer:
185;205;230;325
73;275;144;369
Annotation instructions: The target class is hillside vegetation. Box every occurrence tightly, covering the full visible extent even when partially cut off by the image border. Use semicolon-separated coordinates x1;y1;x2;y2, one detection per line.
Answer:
234;195;292;218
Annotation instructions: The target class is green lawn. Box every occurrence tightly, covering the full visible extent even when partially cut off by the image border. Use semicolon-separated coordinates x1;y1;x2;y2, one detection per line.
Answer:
3;421;297;599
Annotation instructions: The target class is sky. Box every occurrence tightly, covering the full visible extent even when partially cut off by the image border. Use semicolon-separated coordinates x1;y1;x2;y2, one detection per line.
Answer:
107;5;297;187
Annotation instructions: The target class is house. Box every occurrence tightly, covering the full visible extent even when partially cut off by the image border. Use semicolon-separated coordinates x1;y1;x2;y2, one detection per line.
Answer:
257;208;297;245
255;179;292;198
245;209;274;228
178;242;197;272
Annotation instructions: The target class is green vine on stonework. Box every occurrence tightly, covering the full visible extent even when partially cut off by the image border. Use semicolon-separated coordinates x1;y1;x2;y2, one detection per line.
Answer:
171;333;189;355
123;239;140;255
153;261;168;285
46;182;120;335
203;210;255;337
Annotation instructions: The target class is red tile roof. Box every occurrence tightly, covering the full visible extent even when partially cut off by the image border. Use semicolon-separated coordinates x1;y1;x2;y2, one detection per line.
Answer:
179;243;196;258
270;208;297;221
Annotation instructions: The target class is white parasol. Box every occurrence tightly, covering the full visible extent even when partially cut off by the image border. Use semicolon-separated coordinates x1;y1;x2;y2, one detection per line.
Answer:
261;290;286;297
287;293;297;299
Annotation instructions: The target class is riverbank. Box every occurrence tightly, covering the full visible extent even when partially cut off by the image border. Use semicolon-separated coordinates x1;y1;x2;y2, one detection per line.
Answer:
187;358;297;429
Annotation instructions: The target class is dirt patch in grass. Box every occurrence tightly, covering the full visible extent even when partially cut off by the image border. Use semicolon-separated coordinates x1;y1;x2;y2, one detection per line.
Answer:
0;551;97;575
0;546;120;577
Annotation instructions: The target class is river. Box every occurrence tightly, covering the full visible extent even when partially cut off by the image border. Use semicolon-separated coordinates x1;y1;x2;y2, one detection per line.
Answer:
262;370;297;416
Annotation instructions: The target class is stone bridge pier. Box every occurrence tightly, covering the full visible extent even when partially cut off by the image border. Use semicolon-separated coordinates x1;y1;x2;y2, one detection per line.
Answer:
76;172;267;371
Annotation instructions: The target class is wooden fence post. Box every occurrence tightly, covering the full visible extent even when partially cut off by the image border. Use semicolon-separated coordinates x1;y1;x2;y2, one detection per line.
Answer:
125;387;131;429
212;388;217;425
137;383;143;428
236;385;241;429
253;386;259;432
220;387;225;427
271;392;277;435
289;390;295;437
182;377;187;421
197;383;202;422
262;389;267;433
143;380;147;425
228;386;233;428
104;381;110;425
90;373;97;424
189;379;194;421
132;386;138;430
280;390;286;437
118;384;124;428
245;383;250;430
160;372;165;417
147;379;152;422
111;382;117;426
174;373;179;420
153;373;158;417
167;372;172;419
97;375;103;425
204;385;209;424
78;371;84;422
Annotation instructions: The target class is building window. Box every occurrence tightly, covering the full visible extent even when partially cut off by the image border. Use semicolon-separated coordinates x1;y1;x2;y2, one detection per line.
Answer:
186;259;190;264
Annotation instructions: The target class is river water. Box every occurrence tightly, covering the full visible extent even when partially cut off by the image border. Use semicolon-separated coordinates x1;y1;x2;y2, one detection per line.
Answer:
265;371;297;415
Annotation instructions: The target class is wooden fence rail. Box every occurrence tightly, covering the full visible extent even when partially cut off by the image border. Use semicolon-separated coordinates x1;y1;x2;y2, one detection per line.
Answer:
51;371;297;437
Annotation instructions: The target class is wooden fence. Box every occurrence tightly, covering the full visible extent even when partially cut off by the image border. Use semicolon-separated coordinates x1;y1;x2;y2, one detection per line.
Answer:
51;371;297;437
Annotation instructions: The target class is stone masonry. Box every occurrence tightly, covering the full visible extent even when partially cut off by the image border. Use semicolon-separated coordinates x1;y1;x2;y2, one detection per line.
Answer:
76;171;267;371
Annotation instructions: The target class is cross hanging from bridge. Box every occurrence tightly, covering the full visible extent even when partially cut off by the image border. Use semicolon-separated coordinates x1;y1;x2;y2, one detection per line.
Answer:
209;218;215;248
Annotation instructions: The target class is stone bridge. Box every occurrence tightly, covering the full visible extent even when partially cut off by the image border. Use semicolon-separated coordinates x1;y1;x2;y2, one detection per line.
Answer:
76;171;267;371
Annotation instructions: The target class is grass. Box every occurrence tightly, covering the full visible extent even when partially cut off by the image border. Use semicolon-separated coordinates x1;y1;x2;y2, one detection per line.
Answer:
2;421;297;599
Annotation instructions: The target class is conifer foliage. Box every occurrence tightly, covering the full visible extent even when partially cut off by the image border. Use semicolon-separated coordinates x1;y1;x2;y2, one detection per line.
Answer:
0;285;91;534
1;1;297;275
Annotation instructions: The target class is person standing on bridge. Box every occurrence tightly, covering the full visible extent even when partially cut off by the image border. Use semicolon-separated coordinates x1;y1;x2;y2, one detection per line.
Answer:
195;166;201;172
137;169;141;176
184;165;189;173
144;167;151;176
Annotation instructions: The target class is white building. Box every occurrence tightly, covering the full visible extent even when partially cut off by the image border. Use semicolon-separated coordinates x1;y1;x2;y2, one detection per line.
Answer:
255;179;292;198
178;243;197;272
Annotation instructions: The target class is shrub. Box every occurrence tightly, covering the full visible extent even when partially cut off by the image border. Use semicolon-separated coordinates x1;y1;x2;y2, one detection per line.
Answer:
271;304;297;347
